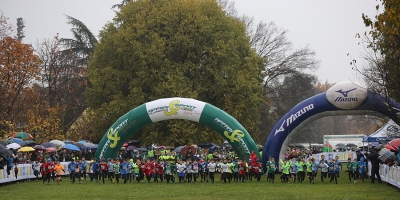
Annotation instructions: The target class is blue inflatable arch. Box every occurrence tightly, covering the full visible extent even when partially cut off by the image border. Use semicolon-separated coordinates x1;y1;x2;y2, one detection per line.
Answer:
262;81;400;166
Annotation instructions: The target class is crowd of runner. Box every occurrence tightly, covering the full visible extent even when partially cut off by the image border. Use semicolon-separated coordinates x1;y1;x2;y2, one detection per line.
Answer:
2;145;380;186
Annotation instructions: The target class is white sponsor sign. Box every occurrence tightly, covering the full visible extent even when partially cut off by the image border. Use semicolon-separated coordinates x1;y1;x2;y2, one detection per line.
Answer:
145;97;206;123
326;81;367;109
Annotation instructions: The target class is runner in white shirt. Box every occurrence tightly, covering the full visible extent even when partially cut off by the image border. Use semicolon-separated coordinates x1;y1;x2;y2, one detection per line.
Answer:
32;161;41;182
176;160;186;183
221;159;231;183
207;159;217;184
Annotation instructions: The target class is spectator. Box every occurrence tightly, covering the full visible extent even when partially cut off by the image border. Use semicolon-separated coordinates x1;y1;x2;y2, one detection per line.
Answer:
356;149;365;161
366;149;382;184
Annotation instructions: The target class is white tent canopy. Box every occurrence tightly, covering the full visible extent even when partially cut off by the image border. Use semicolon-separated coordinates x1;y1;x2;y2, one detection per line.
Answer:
363;119;399;143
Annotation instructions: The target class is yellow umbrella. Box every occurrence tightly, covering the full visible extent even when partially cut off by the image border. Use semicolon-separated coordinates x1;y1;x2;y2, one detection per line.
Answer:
18;146;35;152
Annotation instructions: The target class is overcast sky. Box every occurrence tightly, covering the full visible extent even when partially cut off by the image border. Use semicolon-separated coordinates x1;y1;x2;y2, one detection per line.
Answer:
1;0;380;84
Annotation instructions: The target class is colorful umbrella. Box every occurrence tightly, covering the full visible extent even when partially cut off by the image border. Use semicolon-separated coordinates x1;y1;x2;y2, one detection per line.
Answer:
378;148;396;161
21;140;37;147
50;140;66;147
323;143;333;148
123;143;129;147
174;146;185;152
387;138;400;148
46;147;57;152
77;140;88;144
13;132;33;140
73;143;85;150
33;145;46;150
63;140;74;144
18;146;35;152
384;145;398;152
41;142;57;148
6;143;21;149
62;144;80;151
126;146;136;150
83;143;97;150
11;138;23;145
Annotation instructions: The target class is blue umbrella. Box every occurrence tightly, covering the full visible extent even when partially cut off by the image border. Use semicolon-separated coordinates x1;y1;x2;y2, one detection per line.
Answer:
62;144;81;151
73;143;85;150
174;146;185;153
11;138;23;145
41;142;56;148
83;143;96;150
90;144;98;150
63;140;74;144
77;140;88;144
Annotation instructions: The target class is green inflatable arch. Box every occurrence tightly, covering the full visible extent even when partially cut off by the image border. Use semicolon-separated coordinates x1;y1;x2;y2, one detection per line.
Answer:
95;97;259;160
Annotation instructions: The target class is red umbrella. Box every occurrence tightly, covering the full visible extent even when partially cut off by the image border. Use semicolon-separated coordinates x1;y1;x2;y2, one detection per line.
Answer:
46;147;57;152
384;145;398;152
123;143;129;147
387;138;400;148
33;145;46;150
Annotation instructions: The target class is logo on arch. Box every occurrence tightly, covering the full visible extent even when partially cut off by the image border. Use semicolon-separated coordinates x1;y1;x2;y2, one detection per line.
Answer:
146;98;206;123
326;81;367;109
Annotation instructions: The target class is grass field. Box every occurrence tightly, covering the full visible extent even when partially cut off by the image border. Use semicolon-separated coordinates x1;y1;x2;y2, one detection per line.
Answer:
0;175;399;200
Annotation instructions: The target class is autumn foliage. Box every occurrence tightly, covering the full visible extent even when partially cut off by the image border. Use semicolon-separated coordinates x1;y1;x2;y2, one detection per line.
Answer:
0;15;86;141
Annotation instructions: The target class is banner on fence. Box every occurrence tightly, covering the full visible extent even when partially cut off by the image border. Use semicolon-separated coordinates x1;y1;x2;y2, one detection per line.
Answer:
0;162;75;184
368;162;400;189
314;152;356;162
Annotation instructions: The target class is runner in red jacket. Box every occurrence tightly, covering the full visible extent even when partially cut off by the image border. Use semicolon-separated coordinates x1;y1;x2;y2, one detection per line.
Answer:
154;160;163;183
139;160;146;182
40;161;49;185
252;160;262;182
99;159;108;184
47;160;55;182
238;160;247;183
144;159;154;183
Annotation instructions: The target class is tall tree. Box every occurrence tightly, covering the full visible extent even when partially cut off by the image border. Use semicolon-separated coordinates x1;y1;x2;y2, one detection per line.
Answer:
111;0;133;9
352;0;400;123
218;0;319;142
86;0;265;145
219;0;319;98
59;15;98;66
35;35;88;134
0;25;42;124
